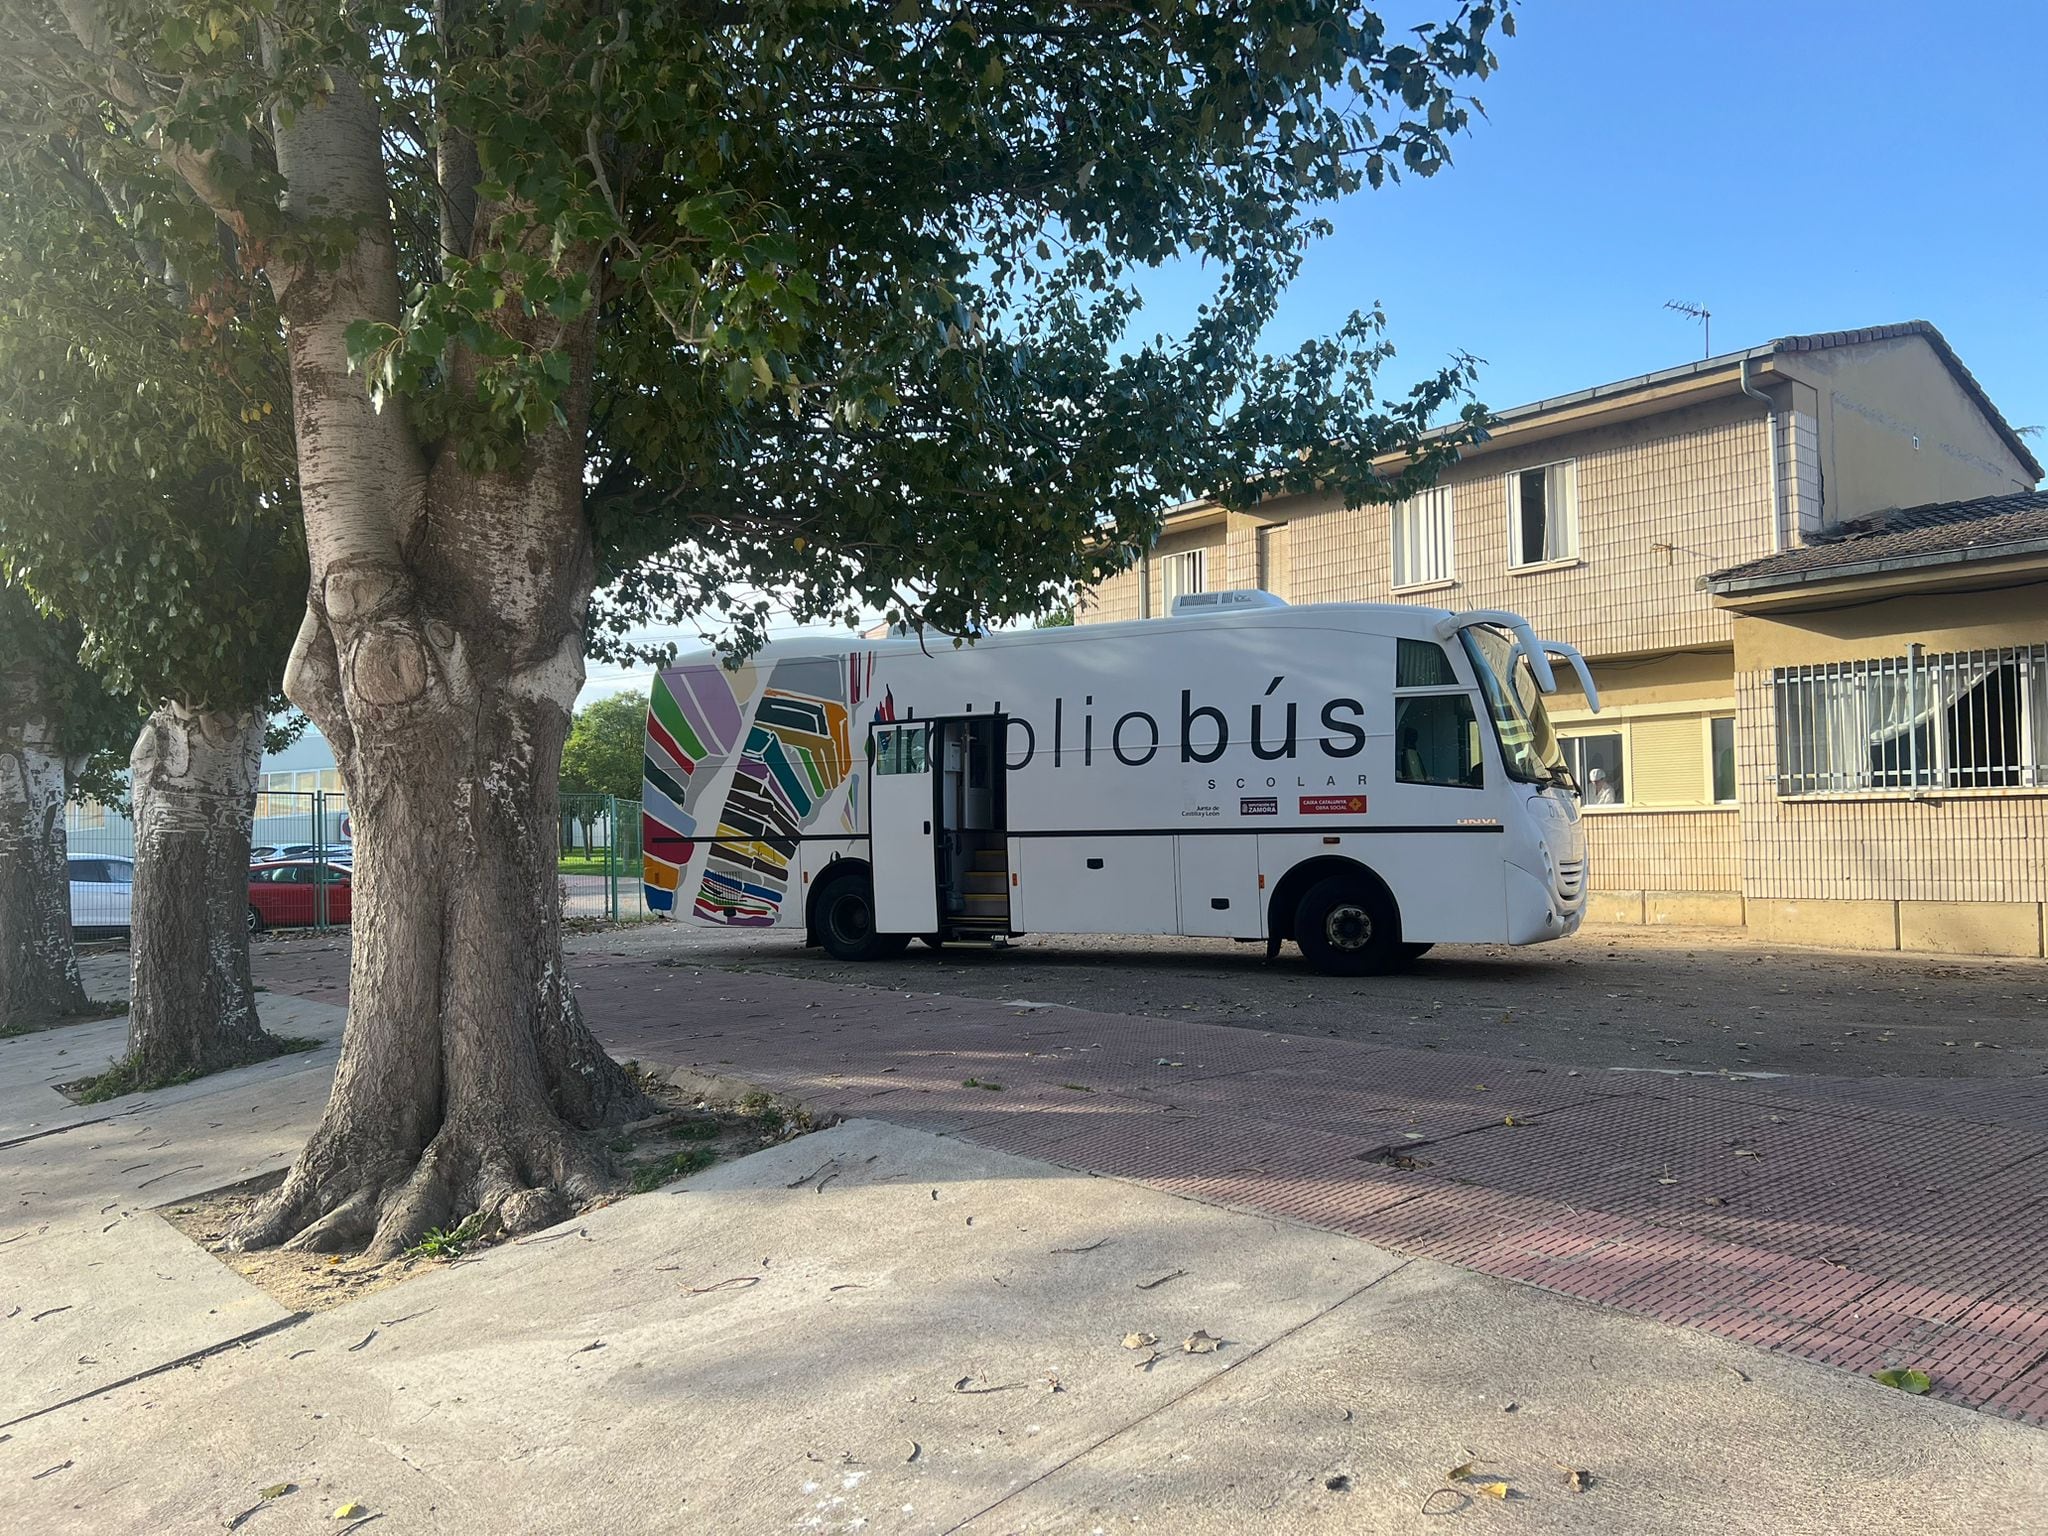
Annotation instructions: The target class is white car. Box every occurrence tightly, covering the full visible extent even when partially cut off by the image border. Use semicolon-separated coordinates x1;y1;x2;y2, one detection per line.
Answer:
68;855;134;936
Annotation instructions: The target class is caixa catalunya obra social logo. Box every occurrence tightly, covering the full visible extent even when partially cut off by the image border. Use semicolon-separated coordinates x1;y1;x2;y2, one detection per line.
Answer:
994;681;1368;770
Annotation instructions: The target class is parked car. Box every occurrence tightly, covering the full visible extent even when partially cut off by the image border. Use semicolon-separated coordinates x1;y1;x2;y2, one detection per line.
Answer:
249;845;279;862
69;855;134;937
247;859;352;933
260;842;351;864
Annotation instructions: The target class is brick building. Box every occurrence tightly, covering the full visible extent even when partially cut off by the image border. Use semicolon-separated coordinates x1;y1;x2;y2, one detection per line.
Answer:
1076;322;2048;956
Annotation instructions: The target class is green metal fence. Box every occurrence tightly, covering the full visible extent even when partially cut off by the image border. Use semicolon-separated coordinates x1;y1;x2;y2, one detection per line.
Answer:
558;792;650;925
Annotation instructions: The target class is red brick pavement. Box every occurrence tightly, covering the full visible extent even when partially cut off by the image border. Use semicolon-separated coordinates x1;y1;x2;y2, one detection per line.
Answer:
256;940;2048;1424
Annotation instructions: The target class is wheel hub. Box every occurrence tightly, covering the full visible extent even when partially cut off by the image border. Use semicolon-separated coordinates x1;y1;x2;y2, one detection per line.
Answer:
834;893;872;942
1324;903;1372;951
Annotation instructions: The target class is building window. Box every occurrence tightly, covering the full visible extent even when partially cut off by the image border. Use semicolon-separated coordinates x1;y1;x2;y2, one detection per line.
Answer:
68;799;110;831
1391;486;1454;589
1710;716;1736;803
1161;550;1207;608
1561;731;1624;806
1772;645;2045;795
1507;460;1578;568
1254;524;1288;598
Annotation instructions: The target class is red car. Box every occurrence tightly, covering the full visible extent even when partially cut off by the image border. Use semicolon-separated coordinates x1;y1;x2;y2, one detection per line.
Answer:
247;859;353;933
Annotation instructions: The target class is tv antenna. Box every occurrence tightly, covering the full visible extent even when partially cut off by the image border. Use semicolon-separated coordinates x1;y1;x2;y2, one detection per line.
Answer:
1665;300;1712;358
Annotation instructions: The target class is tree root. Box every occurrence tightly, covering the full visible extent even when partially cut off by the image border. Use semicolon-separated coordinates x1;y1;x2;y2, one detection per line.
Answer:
231;1106;621;1261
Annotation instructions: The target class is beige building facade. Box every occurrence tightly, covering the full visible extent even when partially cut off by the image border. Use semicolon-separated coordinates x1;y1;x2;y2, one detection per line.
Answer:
1077;323;2048;955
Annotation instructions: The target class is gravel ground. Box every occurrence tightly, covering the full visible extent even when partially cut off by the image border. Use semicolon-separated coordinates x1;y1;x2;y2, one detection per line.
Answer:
591;921;2048;1083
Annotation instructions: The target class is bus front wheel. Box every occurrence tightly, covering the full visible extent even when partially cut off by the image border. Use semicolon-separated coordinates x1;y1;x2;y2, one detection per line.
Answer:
1294;874;1402;977
813;870;911;962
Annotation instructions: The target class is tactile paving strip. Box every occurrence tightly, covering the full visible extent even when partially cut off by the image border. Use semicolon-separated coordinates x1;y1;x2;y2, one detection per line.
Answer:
686;994;2048;1422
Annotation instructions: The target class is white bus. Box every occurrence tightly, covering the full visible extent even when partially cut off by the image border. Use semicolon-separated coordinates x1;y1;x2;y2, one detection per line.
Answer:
640;593;1599;976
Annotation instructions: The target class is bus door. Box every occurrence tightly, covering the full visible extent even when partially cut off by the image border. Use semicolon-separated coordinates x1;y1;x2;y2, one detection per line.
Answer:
867;715;1008;937
868;719;938;934
935;715;1009;934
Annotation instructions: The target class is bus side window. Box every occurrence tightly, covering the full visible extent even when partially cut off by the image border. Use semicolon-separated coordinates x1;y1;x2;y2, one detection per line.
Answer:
876;723;928;775
1395;694;1483;789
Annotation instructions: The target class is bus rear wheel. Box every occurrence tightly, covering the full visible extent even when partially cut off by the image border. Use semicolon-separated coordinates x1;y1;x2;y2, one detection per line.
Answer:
813;870;911;962
1294;874;1402;977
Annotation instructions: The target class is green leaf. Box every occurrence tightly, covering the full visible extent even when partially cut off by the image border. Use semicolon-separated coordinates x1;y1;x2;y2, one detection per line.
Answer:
1872;1368;1932;1395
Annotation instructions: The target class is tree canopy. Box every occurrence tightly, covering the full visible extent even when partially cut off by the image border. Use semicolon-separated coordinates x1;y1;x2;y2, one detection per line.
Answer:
0;578;133;780
4;0;1507;660
559;690;647;802
0;153;302;716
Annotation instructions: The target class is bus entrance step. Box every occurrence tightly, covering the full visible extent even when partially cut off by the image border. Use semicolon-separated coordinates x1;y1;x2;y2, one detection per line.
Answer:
971;849;1007;873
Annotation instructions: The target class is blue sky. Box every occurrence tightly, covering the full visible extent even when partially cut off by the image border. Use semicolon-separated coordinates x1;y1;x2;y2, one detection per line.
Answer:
1143;0;2047;440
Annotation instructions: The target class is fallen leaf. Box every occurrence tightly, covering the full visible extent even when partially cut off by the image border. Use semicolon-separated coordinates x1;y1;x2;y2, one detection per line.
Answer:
1656;1177;1679;1186
1873;1367;1932;1395
1181;1329;1221;1354
261;1483;295;1499
1324;1474;1351;1492
1560;1466;1591;1493
1121;1331;1159;1350
904;1441;920;1464
333;1504;366;1519
1447;1461;1481;1482
1474;1481;1512;1500
1732;1149;1761;1159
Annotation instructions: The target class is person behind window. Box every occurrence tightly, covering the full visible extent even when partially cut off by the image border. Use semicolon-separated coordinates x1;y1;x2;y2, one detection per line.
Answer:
1583;766;1617;806
1398;725;1427;784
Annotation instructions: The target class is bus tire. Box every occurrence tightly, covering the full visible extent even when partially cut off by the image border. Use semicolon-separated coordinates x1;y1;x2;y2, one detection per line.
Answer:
1294;874;1402;977
1399;942;1434;964
812;869;910;962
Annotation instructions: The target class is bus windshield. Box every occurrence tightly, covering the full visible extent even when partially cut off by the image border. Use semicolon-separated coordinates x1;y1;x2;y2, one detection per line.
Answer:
1460;626;1567;786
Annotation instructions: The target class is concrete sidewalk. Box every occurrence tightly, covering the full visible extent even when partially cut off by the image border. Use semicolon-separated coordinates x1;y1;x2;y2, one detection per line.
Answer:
1;996;347;1424
488;946;2045;1427
5;1115;2042;1534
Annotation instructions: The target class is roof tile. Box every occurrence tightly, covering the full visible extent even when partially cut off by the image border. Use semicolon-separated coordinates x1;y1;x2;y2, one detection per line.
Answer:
1708;491;2048;590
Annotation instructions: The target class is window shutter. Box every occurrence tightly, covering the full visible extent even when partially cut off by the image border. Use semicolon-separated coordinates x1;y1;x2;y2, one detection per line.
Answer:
1631;716;1707;805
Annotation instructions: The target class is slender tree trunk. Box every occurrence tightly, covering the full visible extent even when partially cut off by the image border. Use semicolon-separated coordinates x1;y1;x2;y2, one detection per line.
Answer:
124;704;280;1080
0;709;88;1027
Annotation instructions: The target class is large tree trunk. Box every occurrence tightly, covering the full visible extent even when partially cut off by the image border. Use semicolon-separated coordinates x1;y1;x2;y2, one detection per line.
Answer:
0;709;88;1027
222;69;643;1259
124;704;279;1080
